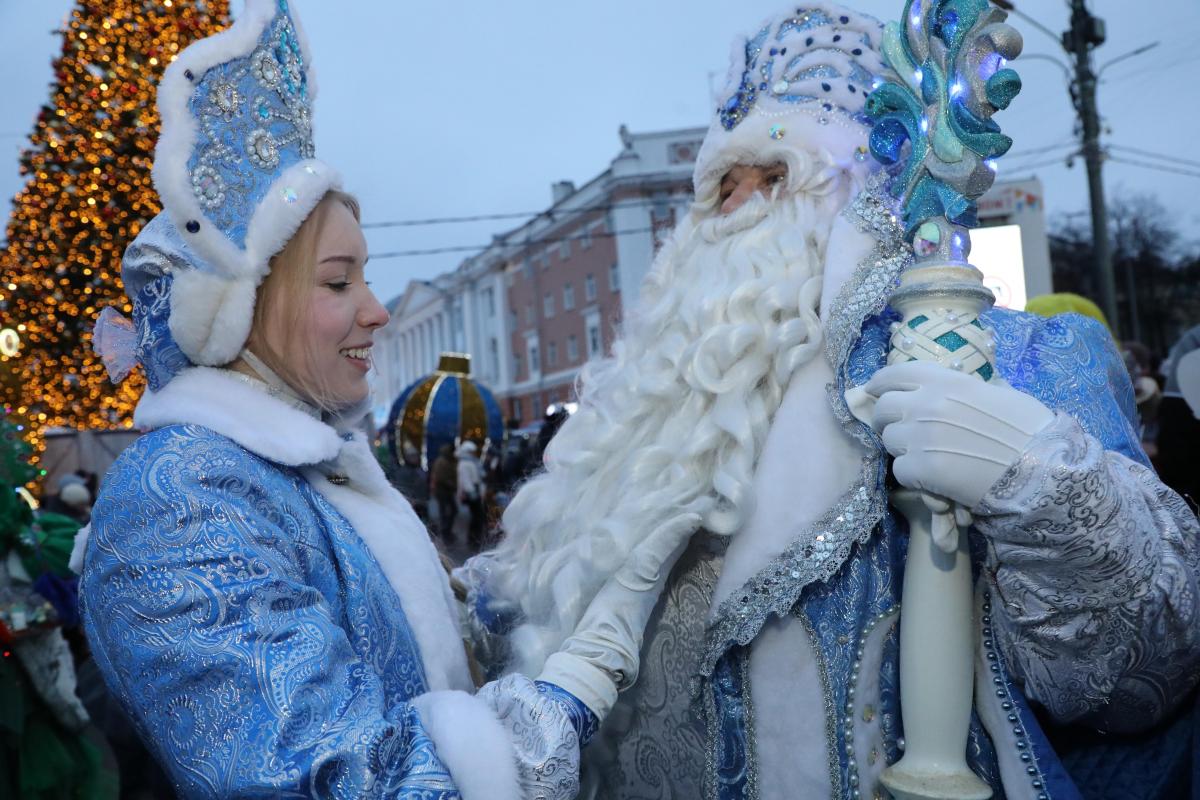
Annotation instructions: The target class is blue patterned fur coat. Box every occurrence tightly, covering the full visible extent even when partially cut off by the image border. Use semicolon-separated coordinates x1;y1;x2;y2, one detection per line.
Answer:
79;367;530;799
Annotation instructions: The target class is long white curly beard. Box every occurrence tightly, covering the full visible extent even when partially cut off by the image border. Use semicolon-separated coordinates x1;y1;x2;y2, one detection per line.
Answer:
490;179;844;676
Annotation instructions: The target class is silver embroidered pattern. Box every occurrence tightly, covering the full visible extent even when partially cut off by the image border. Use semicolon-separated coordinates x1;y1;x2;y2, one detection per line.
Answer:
478;674;583;800
844;606;899;796
823;172;909;388
252;49;282;89
207;78;241;119
739;647;761;800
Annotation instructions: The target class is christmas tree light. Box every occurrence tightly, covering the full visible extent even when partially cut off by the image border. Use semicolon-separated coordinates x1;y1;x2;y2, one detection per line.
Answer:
0;0;229;464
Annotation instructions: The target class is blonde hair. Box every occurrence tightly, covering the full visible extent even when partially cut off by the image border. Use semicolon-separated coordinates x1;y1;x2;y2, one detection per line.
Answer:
246;189;361;410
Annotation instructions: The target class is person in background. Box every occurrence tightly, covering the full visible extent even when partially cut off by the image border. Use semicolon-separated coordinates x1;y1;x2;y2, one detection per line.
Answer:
456;440;485;551
1157;323;1200;508
390;442;430;525
430;442;458;546
1121;340;1163;458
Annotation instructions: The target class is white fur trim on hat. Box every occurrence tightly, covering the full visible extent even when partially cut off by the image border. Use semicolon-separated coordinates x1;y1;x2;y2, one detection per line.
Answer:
168;270;257;366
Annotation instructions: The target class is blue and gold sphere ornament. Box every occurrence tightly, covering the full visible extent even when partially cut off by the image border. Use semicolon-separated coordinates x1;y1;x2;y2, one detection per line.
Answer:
385;353;504;470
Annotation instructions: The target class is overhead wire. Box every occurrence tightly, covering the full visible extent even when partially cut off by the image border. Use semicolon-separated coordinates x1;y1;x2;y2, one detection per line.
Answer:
369;223;662;261
1108;144;1200;171
1107;156;1200;181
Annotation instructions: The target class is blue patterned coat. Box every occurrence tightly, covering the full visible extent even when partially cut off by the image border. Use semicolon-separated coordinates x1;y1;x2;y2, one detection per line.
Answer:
79;367;589;800
578;189;1200;800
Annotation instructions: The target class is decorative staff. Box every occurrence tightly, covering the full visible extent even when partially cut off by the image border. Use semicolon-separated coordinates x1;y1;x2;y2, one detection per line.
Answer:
863;2;1023;798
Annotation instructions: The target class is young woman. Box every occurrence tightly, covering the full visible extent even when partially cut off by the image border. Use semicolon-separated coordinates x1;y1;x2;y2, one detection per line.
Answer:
77;2;661;797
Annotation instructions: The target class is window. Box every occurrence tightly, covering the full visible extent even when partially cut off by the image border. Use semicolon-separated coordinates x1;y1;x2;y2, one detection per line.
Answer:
512;397;523;422
581;227;592;250
509;308;518;329
513;352;523;377
483;287;495;317
608;263;620;292
563;283;575;311
585;273;597;302
525;304;534;325
567;335;579;362
547;340;558;367
559;238;571;259
543;292;555;318
489;337;499;377
529;343;540;373
538;251;551;270
587;322;602;357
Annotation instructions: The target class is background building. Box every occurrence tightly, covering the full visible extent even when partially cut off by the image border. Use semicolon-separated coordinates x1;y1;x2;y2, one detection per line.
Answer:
375;131;1055;428
376;126;704;426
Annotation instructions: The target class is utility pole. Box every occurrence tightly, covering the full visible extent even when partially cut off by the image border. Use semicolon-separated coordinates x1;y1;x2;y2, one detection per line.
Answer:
1064;0;1119;337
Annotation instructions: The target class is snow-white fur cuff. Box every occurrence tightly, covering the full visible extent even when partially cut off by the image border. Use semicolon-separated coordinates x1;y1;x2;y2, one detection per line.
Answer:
410;690;521;800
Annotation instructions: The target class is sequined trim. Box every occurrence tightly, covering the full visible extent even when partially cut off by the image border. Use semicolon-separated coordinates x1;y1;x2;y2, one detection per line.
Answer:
823;172;909;395
696;478;884;686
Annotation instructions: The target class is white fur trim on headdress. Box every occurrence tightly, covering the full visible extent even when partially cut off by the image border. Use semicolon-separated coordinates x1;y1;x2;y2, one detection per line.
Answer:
167;270;257;366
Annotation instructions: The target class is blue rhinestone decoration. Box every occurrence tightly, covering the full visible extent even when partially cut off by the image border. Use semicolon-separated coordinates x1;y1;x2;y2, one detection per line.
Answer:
184;0;316;249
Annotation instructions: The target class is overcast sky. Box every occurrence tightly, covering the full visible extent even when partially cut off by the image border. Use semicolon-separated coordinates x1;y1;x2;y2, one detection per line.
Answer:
2;1;1198;304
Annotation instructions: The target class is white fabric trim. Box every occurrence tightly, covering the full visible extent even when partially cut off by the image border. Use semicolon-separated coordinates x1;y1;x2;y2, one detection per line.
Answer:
167;271;257;366
410;690;521;800
303;434;472;693
748;616;833;799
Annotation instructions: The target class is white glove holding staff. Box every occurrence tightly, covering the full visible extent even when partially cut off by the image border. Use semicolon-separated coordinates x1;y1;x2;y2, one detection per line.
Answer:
862;361;1056;510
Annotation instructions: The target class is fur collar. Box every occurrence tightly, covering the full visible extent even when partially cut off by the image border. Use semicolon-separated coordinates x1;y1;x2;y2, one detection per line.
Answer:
134;366;344;465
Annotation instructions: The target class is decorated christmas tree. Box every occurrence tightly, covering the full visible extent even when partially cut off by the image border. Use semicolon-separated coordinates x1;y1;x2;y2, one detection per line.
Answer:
0;0;229;462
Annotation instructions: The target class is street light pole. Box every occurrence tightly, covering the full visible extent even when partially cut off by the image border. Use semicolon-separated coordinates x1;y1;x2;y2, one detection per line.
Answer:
1066;0;1119;337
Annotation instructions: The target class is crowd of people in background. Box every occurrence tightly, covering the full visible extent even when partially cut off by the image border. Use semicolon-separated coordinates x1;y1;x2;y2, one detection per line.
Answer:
380;321;1200;566
383;404;574;560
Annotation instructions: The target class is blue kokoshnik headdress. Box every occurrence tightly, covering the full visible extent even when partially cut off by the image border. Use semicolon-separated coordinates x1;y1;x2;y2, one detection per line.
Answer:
693;3;886;201
96;0;340;389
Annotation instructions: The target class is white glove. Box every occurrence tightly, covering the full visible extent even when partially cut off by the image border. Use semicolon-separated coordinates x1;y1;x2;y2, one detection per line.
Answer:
862;361;1056;510
537;518;695;721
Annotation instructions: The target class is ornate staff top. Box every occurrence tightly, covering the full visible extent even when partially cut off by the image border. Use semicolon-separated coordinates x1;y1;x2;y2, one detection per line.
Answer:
866;0;1023;256
864;0;1024;385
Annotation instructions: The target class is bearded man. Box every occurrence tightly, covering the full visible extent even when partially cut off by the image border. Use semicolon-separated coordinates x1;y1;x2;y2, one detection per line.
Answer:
464;5;1200;799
